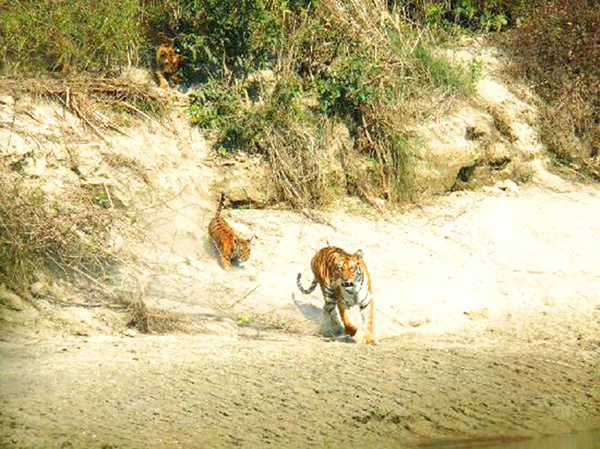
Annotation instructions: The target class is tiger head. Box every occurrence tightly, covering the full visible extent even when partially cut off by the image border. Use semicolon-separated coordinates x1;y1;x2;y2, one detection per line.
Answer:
232;235;253;262
335;249;364;292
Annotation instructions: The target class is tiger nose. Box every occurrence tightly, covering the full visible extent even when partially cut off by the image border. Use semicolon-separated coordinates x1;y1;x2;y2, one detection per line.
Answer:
341;280;353;287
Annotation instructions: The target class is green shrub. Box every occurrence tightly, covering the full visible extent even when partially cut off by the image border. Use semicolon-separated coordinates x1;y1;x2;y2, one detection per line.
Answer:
316;51;383;118
187;78;243;129
393;0;528;31
182;0;475;206
143;0;306;79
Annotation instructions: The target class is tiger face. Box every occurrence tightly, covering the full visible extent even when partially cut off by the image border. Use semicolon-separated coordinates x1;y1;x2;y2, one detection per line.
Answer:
232;235;252;263
334;250;364;293
156;32;183;89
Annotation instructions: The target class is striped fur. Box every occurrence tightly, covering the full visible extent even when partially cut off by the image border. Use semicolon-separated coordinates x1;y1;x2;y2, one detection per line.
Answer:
297;246;377;344
156;32;183;88
208;193;252;271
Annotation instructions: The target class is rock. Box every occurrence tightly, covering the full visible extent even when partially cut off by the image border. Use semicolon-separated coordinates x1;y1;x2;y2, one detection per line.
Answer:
217;155;277;207
17;152;47;177
0;285;27;311
120;68;154;87
496;179;519;194
30;281;48;297
466;124;486;140
124;328;137;338
68;144;104;178
464;308;490;321
109;234;125;252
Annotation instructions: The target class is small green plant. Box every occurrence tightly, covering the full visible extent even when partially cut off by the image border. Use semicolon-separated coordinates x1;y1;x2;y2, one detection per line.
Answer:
187;79;241;129
94;190;111;209
413;44;473;94
237;313;253;327
470;59;483;82
423;2;446;26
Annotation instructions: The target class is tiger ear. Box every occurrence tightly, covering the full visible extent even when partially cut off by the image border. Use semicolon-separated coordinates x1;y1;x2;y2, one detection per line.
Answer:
354;249;363;259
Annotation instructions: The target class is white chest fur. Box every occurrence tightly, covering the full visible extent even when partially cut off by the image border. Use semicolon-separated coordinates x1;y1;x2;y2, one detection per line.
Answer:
340;278;370;308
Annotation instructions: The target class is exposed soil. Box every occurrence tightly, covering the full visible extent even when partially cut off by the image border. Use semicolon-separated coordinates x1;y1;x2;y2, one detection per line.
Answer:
1;172;599;448
0;42;598;447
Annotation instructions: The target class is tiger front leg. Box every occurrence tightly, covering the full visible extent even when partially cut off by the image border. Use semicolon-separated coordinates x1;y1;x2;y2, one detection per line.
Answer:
156;70;169;88
323;301;344;336
216;240;233;271
336;300;359;337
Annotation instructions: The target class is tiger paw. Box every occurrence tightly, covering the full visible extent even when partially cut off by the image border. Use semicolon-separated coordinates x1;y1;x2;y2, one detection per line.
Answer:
362;331;378;345
344;323;359;337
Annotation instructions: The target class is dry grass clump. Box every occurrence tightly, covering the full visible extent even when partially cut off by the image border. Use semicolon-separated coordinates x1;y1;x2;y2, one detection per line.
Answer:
501;0;599;180
0;76;169;140
259;121;332;209
0;170;119;297
126;299;189;334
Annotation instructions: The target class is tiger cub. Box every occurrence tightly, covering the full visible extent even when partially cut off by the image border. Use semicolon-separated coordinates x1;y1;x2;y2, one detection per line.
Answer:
297;246;377;344
156;31;183;89
208;193;252;271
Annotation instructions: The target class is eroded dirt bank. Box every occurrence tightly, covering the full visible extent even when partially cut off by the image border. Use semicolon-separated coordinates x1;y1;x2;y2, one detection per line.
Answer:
1;175;599;448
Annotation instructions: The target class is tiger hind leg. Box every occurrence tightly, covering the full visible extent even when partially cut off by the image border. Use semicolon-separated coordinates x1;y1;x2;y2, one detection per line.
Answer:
214;239;232;271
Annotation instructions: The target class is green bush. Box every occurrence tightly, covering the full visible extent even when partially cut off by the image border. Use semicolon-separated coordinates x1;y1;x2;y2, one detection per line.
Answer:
182;0;476;206
316;51;383;118
393;0;528;31
143;0;307;79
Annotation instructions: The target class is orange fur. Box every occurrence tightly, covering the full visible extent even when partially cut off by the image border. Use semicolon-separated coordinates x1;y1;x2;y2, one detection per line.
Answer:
156;32;183;89
297;246;376;344
208;193;252;271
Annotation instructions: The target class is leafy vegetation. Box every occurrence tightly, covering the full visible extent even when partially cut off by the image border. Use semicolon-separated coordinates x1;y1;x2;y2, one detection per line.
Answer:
0;0;142;74
185;0;477;205
0;0;597;198
396;0;527;32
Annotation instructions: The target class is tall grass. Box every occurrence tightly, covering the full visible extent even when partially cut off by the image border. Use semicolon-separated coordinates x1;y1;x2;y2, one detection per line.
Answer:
0;170;118;295
501;0;599;179
0;0;142;74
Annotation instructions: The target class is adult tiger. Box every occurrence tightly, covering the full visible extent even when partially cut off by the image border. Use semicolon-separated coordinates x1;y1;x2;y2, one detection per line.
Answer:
208;193;253;271
297;246;377;344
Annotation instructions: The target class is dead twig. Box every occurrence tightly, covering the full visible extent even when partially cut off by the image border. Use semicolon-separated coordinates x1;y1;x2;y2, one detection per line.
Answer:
121;101;162;128
5;97;18;153
228;284;260;308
